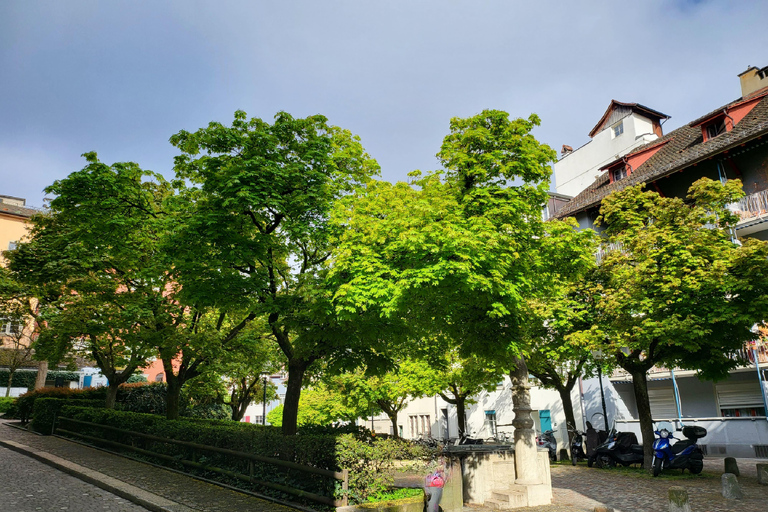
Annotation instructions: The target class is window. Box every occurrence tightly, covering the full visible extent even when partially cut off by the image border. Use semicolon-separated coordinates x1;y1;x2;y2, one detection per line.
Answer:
409;414;431;438
613;122;624;137
706;119;726;140
0;319;22;336
485;410;497;437
611;165;628;182
8;241;17;250
154;372;164;382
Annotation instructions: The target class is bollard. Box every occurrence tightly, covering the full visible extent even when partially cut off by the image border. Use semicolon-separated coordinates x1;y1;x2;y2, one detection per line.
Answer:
757;463;768;485
668;486;691;512
559;448;569;461
721;473;743;500
724;457;740;477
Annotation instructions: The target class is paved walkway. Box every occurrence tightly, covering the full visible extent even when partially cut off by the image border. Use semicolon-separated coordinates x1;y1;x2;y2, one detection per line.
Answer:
0;444;149;512
0;420;301;512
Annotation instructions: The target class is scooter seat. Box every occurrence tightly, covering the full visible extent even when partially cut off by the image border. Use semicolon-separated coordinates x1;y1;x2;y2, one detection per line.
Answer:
630;444;644;455
671;439;695;454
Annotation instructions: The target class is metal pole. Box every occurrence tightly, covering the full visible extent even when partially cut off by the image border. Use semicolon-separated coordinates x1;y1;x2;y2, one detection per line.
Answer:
753;348;768;423
671;369;684;428
597;365;609;431
262;375;267;426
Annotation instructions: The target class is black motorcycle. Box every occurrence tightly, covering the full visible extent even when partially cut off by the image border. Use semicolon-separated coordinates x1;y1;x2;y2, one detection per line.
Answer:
537;429;558;461
567;424;586;465
587;425;644;468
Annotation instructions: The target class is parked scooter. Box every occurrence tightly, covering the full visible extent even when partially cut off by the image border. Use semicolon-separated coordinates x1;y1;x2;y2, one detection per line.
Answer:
537;429;558;461
587;424;644;468
567;424;586;465
652;422;706;477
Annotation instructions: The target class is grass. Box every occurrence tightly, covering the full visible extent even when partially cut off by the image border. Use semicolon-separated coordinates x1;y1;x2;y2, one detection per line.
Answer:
365;487;423;503
551;460;715;480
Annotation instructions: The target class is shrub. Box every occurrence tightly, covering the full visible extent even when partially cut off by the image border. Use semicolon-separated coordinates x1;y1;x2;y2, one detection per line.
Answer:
126;374;148;383
0;369;80;389
56;406;435;505
31;398;105;434
336;435;435;503
0;397;15;414
117;382;166;414
14;386;107;423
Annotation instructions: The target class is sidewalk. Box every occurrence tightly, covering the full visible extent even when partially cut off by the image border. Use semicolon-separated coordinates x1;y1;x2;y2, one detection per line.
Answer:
0;420;301;512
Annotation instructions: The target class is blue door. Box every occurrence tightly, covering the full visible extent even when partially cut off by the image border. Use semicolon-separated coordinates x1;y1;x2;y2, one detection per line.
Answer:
539;410;552;432
83;375;92;388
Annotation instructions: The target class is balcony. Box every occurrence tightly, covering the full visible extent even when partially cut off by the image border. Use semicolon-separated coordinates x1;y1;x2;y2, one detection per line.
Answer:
728;188;768;236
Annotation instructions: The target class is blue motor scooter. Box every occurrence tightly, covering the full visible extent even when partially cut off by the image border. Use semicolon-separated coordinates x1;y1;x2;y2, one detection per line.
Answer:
652;422;706;477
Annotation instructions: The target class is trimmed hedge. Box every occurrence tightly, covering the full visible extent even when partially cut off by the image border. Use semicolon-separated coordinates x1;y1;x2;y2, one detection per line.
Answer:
0;369;79;389
12;386;107;423
0;397;15;414
56;406;435;505
31;398;105;434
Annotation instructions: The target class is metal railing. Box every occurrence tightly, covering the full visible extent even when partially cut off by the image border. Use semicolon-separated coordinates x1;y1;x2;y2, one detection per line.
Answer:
55;416;349;507
728;188;768;222
610;345;768;379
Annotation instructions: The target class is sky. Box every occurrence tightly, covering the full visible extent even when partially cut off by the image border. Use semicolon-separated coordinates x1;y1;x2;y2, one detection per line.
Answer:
2;1;768;208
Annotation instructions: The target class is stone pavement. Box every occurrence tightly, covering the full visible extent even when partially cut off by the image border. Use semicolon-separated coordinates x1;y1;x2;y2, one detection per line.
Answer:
0;444;149;512
0;420;302;512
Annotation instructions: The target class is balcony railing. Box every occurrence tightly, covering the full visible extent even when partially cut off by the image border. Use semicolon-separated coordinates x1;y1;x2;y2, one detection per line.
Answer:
610;345;768;379
727;189;768;223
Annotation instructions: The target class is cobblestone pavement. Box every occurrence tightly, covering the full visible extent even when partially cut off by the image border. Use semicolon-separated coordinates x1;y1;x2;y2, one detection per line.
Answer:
0;421;302;512
544;459;768;512
0;444;149;512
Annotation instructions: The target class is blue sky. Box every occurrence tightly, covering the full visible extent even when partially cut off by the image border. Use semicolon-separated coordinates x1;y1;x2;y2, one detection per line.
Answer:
2;1;767;207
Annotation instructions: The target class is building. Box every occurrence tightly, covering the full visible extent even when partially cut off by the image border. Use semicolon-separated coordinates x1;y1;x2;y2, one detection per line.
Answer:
555;64;768;457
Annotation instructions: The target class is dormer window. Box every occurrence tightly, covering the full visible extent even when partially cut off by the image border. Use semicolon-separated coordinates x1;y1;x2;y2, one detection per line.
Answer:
612;165;628;182
706;119;726;140
613;122;624;138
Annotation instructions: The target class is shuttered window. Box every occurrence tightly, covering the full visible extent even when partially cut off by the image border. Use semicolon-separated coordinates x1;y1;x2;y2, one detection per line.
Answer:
716;381;764;408
649;387;678;420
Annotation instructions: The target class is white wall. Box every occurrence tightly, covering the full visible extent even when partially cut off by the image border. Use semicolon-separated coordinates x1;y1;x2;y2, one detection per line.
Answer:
553;114;658;197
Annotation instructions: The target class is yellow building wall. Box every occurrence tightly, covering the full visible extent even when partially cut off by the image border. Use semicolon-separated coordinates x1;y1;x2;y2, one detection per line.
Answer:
0;212;30;267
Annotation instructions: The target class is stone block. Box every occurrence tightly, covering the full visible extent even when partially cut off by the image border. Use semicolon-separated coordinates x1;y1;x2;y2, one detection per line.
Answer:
593;507;614;512
668;486;690;512
721;473;743;500
724;457;740;476
757;464;768;486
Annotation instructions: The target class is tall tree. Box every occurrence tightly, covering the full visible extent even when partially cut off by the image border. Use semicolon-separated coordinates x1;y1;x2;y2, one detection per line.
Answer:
168;111;382;434
0;269;36;396
587;179;768;468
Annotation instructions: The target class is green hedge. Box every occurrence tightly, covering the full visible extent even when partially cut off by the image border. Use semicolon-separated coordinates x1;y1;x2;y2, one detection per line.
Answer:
31;398;105;434
0;370;80;389
0;397;15;414
56;406;434;505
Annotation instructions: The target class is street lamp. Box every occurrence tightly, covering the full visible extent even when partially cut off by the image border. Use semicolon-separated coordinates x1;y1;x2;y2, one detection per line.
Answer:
261;373;268;426
591;349;610;432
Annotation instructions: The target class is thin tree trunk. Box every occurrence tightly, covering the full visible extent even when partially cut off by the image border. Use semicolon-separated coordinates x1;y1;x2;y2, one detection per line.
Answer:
34;360;48;390
556;384;577;446
166;376;182;420
628;367;654;470
105;382;120;409
281;359;307;436
6;370;13;397
388;412;399;438
456;395;467;437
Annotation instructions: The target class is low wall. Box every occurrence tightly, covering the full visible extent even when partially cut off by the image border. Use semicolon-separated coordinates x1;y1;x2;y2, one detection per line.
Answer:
337;495;424;512
615;417;768;458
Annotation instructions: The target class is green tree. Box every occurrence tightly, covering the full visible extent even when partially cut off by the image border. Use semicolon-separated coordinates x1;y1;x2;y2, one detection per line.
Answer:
587;179;768;468
168;111;383;434
0;269;36;396
523;217;600;442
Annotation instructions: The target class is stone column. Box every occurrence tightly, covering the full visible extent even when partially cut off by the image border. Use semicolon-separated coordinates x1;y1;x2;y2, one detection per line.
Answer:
510;356;540;485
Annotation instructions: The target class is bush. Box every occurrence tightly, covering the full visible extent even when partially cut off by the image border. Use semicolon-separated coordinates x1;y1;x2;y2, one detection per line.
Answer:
117;382;166;414
13;386;107;423
336;435;435;503
0;397;15;414
31;398;105;434
126;374;148;383
56;406;435;505
0;369;80;389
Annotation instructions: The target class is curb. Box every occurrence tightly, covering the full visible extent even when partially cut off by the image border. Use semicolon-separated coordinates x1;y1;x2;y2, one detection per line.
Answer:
0;438;192;512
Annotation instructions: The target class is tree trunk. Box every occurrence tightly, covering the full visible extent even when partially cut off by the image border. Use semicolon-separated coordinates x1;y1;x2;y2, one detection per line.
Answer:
388;412;399;438
281;359;307;436
34;360;48;390
6;370;13;397
166;376;182;420
456;395;467;437
105;382;120;409
556;384;577;446
628;367;654;470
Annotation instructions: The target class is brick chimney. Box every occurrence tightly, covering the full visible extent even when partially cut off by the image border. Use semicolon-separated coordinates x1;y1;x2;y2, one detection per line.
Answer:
561;145;573;157
739;65;768;98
